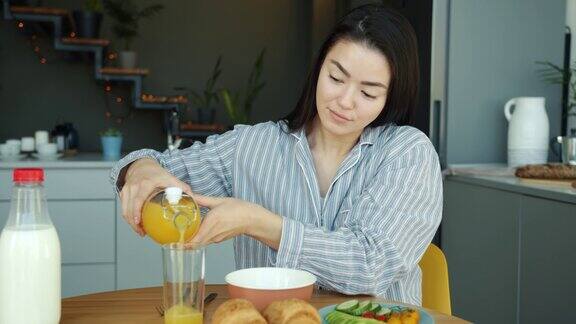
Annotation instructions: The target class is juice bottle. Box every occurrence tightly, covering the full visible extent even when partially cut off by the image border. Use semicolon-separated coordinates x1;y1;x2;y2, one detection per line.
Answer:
0;168;61;324
141;187;201;245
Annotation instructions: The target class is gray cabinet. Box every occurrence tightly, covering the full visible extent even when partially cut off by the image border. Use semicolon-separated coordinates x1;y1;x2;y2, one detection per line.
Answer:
1;163;236;298
519;197;576;324
443;177;576;324
442;181;520;324
0;168;117;298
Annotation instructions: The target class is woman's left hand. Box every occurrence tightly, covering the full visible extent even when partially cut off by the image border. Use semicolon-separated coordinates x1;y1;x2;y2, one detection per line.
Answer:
188;194;283;249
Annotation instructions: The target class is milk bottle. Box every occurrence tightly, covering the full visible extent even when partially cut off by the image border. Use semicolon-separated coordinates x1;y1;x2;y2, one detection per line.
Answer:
0;168;61;324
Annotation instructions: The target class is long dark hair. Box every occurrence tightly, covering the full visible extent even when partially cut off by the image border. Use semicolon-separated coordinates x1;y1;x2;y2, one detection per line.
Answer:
282;4;419;131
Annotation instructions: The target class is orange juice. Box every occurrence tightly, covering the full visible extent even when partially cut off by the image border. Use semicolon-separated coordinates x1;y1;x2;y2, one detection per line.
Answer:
147;188;204;323
164;303;203;324
142;194;201;245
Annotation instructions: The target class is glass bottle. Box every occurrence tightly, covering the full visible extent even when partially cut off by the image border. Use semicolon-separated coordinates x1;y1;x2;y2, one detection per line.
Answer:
0;168;61;324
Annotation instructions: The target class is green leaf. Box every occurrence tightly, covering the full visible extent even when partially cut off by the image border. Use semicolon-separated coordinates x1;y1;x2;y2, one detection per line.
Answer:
138;4;164;19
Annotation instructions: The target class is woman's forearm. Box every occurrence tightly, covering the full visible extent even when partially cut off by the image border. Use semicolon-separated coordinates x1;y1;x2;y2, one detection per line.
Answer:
246;204;283;250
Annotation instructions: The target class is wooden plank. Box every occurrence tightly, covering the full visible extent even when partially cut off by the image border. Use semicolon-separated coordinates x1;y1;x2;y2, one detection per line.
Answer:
141;94;187;104
100;67;149;76
62;37;110;47
11;5;68;16
180;122;226;132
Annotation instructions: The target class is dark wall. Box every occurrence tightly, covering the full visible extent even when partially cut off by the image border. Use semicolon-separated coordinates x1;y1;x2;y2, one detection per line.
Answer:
0;0;311;152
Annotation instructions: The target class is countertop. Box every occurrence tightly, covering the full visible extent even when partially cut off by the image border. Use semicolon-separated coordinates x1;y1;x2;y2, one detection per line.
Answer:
0;153;120;169
446;164;576;205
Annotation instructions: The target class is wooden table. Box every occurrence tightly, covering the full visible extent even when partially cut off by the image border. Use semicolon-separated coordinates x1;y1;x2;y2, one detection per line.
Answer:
61;285;470;323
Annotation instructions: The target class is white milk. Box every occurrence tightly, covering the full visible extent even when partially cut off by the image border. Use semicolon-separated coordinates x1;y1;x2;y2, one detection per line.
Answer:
0;225;61;324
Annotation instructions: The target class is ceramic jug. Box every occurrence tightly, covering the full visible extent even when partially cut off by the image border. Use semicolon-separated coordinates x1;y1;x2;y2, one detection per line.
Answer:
504;97;549;167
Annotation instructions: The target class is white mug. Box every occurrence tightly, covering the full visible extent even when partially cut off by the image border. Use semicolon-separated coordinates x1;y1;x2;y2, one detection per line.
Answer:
35;130;49;146
0;143;19;156
21;137;35;152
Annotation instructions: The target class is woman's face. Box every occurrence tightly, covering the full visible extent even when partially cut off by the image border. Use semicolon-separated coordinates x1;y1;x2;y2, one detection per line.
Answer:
315;39;391;137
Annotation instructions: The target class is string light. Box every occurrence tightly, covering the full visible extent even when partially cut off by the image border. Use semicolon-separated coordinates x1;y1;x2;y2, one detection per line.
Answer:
33;46;40;52
116;97;123;103
40;58;47;64
105;84;112;92
69;32;76;38
17;21;24;28
107;52;117;61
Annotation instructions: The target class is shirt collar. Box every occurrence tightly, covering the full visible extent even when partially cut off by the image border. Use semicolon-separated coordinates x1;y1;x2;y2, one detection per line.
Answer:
290;125;378;146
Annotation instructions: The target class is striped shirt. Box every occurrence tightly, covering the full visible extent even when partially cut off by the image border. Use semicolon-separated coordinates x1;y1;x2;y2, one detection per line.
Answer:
110;121;443;305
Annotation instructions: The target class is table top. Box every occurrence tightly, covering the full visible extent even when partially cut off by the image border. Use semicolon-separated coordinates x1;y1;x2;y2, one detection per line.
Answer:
61;285;470;323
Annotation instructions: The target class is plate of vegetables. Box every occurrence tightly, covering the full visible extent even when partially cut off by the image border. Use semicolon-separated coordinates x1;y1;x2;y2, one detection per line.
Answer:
320;299;434;324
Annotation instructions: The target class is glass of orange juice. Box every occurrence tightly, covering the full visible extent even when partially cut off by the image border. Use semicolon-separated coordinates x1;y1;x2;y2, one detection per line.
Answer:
162;243;205;324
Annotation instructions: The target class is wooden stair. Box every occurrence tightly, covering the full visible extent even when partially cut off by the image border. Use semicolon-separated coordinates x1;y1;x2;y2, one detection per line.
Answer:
10;6;68;16
3;0;184;113
100;67;150;76
62;37;110;47
141;94;188;104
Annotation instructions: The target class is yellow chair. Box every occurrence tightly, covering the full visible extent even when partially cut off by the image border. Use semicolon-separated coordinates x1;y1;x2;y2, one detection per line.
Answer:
419;243;452;315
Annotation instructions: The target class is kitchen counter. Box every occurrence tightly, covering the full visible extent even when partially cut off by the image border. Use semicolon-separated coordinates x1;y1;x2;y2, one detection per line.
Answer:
0;153;119;169
446;164;576;205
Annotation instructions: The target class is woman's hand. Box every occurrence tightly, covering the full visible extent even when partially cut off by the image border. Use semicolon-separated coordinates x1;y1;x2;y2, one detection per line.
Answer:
190;195;283;249
119;158;193;236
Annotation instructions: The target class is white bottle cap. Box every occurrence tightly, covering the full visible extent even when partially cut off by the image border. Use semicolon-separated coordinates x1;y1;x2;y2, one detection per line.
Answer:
165;187;183;204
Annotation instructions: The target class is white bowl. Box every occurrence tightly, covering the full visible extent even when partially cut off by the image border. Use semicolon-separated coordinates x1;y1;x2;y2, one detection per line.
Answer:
37;143;58;156
225;267;316;311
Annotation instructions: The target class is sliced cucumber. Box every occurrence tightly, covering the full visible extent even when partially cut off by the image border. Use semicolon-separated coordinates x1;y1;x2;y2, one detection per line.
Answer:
351;300;372;316
368;303;382;313
335;299;360;314
325;310;382;324
376;307;391;317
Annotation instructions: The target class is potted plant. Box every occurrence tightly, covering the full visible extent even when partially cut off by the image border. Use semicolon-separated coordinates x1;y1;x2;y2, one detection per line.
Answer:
175;56;223;124
220;49;266;125
103;0;164;69
536;60;576;135
73;0;103;39
100;128;122;160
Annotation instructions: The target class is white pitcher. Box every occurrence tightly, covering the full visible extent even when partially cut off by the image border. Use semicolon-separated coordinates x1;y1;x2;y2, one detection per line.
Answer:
504;97;549;167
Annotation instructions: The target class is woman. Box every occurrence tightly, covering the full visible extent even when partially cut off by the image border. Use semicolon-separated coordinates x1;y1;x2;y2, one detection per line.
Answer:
111;4;442;305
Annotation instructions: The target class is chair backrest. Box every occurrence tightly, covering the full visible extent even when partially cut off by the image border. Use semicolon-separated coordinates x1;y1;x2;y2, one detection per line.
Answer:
419;243;452;315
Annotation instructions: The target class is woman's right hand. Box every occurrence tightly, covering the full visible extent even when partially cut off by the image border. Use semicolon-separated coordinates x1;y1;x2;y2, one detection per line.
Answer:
119;157;193;236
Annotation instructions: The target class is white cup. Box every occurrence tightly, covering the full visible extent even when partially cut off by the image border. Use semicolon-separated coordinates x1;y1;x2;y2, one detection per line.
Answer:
21;137;35;152
35;130;49;146
0;144;8;157
5;139;21;149
5;140;21;156
37;143;57;156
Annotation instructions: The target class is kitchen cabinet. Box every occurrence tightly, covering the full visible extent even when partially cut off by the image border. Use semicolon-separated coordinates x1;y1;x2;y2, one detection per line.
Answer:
0;166;116;298
0;156;236;297
443;175;576;324
519;196;576;324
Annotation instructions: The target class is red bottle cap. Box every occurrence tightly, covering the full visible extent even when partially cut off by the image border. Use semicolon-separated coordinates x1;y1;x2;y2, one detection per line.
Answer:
13;168;44;182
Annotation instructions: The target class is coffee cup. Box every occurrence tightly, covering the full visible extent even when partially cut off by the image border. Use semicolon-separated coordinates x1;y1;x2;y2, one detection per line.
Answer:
37;143;58;156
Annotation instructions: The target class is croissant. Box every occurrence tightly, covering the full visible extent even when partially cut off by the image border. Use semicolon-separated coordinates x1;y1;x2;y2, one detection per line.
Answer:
262;298;321;324
212;299;267;324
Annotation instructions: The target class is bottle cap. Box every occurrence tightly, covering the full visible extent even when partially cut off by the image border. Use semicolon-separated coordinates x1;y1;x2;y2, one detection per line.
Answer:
13;168;44;182
165;187;183;204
